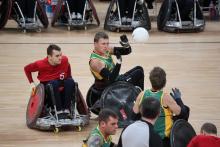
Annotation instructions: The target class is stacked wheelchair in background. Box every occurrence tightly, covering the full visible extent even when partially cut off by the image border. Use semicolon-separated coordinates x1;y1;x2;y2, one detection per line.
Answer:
104;0;207;33
0;0;99;32
0;0;212;33
104;0;151;32
51;0;100;30
0;0;48;32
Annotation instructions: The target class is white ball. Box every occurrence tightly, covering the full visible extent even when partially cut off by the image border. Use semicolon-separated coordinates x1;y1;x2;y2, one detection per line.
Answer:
132;27;149;43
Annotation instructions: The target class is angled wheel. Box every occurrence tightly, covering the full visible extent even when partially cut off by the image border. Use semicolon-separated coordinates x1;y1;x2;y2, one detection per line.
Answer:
100;81;140;127
26;84;45;129
0;0;13;29
54;127;59;133
86;84;102;115
141;2;151;30
88;0;100;26
157;0;173;31
76;86;89;115
170;119;196;147
104;0;116;30
51;0;63;26
36;0;49;28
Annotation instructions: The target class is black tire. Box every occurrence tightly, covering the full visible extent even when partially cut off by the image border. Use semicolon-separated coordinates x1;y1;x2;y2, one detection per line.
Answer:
100;81;140;127
0;0;12;29
86;84;102;115
141;2;151;30
104;0;116;30
157;0;173;31
88;0;100;26
51;0;63;26
36;0;49;28
76;85;89;115
170;119;196;147
26;84;45;129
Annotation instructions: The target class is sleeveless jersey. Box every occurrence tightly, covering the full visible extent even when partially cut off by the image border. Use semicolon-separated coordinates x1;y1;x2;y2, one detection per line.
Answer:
140;89;173;139
90;52;115;80
89;126;112;147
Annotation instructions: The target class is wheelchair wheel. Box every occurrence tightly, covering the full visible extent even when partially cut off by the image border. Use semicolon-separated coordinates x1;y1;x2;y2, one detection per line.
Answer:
157;0;172;31
88;0;100;26
104;0;116;31
100;81;140;127
51;0;63;26
0;0;12;29
36;0;49;28
86;84;102;115
141;2;151;30
170;119;196;147
76;86;89;115
26;84;45;129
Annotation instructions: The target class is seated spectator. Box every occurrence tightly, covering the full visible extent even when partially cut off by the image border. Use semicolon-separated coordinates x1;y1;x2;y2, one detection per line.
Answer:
187;122;220;147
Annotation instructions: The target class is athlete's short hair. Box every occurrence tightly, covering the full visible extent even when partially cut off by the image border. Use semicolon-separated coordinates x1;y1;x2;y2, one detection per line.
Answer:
98;108;118;124
94;32;109;43
47;44;61;55
149;67;166;90
200;122;217;135
140;97;160;119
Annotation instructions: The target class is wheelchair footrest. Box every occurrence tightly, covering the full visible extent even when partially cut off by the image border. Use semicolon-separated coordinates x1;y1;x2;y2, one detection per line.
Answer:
35;114;89;130
19;22;40;30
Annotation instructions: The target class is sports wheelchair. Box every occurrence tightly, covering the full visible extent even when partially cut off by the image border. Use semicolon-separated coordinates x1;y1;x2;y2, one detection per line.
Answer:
104;0;151;32
199;0;219;20
0;0;48;33
26;82;89;132
86;81;141;128
157;0;205;33
51;0;100;30
170;119;196;147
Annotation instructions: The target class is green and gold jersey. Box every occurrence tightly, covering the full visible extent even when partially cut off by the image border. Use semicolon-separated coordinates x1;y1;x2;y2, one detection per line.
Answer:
140;89;173;139
90;52;115;80
87;126;112;147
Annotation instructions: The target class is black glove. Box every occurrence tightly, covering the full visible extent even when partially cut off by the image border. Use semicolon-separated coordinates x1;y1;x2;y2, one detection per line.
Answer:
170;88;185;108
170;88;181;100
120;35;130;48
113;35;131;56
116;53;122;64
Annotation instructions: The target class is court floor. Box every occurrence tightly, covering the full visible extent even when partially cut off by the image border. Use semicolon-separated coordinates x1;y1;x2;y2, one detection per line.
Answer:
0;0;220;146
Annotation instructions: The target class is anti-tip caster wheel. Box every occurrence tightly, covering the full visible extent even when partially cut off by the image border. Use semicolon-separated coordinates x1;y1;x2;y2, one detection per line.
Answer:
68;26;71;31
54;127;59;133
78;126;82;131
75;126;82;132
36;28;41;33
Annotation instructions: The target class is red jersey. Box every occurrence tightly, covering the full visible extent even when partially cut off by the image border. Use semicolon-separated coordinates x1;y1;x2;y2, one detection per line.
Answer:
187;135;220;147
24;56;72;83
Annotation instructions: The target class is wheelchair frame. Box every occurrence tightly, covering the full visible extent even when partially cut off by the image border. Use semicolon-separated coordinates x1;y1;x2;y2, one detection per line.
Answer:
104;0;151;32
86;81;141;116
26;83;89;132
0;0;48;32
51;0;100;31
157;0;205;33
13;1;42;33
